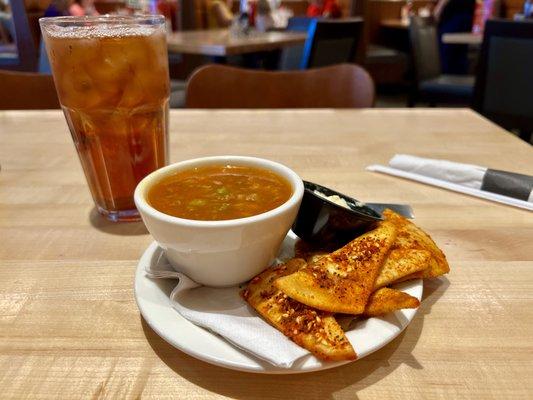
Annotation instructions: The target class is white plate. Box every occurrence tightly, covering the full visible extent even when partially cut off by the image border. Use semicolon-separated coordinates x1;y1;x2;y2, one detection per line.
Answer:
134;232;423;374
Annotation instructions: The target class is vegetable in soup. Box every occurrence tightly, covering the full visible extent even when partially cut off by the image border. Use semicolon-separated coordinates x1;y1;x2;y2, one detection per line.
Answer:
147;164;293;220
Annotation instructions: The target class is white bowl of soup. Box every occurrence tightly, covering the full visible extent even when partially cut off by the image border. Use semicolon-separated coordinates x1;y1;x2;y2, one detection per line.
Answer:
134;156;304;287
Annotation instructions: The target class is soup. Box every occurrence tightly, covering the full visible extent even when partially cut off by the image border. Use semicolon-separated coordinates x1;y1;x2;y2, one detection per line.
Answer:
147;164;293;220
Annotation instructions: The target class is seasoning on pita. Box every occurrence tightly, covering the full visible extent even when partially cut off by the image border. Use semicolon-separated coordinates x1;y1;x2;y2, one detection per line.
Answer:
242;259;356;362
295;242;429;290
274;221;397;314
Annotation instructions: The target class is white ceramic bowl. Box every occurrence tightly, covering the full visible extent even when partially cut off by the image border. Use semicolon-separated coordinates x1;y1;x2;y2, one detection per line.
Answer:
134;156;304;287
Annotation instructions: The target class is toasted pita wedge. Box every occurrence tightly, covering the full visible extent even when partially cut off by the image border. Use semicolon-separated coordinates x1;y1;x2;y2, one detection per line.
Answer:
296;241;429;289
274;221;397;314
242;258;356;362
363;287;420;317
375;249;430;289
383;209;449;278
390;270;425;284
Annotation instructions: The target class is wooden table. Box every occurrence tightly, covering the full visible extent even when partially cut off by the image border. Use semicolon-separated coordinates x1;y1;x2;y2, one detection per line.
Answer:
1;109;532;399
380;18;410;30
166;29;307;56
442;32;483;45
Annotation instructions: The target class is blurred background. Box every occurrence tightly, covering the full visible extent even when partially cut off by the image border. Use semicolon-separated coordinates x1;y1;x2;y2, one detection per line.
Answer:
1;0;532;142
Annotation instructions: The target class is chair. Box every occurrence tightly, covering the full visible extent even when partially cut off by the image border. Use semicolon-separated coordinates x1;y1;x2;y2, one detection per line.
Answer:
408;16;474;106
280;17;364;70
473;19;533;142
185;63;374;108
0;0;39;71
279;17;316;71
170;79;187;108
0;70;59;109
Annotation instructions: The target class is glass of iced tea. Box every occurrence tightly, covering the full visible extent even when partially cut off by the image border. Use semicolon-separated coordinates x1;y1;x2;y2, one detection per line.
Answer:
40;15;169;222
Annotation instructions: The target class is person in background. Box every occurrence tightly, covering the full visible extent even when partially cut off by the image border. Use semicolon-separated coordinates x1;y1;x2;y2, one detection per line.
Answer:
434;0;476;74
69;0;99;16
44;0;72;17
69;0;85;15
206;0;234;28
306;0;342;18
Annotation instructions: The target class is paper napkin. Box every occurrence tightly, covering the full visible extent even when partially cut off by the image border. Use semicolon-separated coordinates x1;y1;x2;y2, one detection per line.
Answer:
367;154;533;211
168;273;310;368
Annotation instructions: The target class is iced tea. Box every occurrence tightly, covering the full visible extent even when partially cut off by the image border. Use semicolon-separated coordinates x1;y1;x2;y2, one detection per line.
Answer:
40;16;169;221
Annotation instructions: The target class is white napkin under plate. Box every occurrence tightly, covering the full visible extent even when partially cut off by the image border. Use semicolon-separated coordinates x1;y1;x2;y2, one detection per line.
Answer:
147;234;311;368
168;272;310;368
367;154;533;211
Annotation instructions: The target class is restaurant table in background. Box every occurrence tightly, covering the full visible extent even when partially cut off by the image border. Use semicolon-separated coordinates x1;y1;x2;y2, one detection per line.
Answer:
166;29;307;57
380;18;410;30
1;109;532;398
442;32;483;45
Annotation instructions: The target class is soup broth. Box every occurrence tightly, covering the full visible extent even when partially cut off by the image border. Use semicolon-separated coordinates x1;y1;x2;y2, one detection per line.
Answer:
147;164;292;220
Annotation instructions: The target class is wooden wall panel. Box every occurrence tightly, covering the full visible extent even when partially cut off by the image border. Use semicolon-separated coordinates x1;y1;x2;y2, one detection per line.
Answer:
501;0;523;17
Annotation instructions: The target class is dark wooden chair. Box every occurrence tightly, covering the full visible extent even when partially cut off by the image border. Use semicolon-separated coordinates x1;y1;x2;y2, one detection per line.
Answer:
185;63;374;108
280;17;364;70
303;18;364;69
0;0;39;71
473;19;533;142
0;70;59;109
408;16;474;106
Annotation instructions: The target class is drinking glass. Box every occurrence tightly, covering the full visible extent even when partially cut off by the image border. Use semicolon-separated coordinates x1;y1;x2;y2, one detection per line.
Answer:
40;15;169;222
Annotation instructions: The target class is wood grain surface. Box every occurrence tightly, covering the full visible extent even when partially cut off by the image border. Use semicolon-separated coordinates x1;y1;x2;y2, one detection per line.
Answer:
1;109;532;399
166;29;307;56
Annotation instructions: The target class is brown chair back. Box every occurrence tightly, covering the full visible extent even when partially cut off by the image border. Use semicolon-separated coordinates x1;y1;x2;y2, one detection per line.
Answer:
186;63;375;108
0;70;59;109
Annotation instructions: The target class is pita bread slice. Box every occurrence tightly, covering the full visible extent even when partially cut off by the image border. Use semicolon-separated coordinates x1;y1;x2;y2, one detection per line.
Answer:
295;242;429;289
374;249;430;289
383;209;450;278
242;258;356;362
363;287;420;317
274;221;397;314
389;270;425;284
